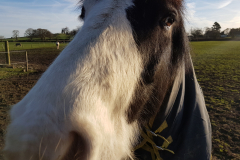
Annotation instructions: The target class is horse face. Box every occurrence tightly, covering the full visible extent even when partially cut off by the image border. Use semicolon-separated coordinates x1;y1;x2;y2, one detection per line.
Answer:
126;0;188;124
4;0;187;159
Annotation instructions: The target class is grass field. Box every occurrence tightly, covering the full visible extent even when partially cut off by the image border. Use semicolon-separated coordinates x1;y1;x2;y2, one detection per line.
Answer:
0;41;239;159
190;41;240;159
0;42;69;52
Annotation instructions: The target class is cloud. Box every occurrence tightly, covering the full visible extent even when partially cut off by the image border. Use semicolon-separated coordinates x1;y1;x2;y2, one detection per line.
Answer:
185;2;196;21
218;0;233;9
184;0;240;33
185;2;212;31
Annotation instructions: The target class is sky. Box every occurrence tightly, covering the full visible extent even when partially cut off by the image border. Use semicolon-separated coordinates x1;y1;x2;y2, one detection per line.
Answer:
185;0;240;33
0;0;240;38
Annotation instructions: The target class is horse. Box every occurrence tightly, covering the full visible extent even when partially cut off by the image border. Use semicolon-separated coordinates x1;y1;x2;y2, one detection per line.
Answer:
4;0;212;159
56;41;60;49
15;43;21;47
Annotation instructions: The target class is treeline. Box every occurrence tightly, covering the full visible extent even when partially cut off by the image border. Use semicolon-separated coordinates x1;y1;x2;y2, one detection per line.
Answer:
24;28;53;41
61;27;78;36
23;27;80;41
189;22;240;40
0;27;81;42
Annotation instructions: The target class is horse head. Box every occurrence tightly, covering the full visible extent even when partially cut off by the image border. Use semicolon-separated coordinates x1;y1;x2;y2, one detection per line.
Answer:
4;0;211;160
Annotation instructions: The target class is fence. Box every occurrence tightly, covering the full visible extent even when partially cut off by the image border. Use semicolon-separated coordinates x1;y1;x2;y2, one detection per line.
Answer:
0;41;28;71
0;51;28;71
0;41;64;72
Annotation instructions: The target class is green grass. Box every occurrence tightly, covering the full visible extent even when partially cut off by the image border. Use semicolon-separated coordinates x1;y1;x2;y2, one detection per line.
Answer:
0;42;69;51
55;34;72;39
0;68;35;80
190;41;240;159
191;41;240;86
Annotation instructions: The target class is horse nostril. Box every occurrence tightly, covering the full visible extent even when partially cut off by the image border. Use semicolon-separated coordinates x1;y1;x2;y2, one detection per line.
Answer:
62;131;90;160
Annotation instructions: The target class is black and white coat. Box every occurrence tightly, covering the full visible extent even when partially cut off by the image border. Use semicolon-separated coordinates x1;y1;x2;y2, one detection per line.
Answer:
4;0;211;159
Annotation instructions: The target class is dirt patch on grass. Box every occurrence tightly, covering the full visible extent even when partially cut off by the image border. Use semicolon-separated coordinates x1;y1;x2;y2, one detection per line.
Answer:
0;48;59;159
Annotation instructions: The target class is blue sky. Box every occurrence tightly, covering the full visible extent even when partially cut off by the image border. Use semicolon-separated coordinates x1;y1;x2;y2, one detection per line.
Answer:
0;0;82;38
185;0;240;32
0;0;240;38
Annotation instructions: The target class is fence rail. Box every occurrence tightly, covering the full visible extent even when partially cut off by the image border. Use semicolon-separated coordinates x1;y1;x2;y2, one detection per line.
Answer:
0;42;28;72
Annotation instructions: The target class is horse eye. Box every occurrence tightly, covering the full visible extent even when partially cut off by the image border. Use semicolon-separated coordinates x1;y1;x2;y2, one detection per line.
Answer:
162;17;175;27
80;6;85;19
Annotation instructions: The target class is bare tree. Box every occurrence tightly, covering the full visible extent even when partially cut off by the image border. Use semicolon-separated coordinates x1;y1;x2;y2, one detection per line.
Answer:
61;28;65;34
61;27;70;34
204;27;211;35
35;28;52;41
65;27;70;35
69;29;78;36
48;33;54;40
229;28;240;39
24;28;35;41
12;30;19;40
191;28;203;39
205;30;220;39
203;25;221;39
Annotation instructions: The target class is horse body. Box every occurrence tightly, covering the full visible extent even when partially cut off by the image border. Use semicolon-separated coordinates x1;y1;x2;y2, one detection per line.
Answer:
4;0;211;159
56;42;60;49
15;43;21;47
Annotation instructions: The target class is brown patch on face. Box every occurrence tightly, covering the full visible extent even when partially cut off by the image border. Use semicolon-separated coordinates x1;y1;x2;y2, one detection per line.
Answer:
126;0;189;124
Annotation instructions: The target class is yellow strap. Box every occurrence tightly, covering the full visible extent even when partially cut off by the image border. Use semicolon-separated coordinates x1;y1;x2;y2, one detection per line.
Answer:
134;120;174;160
134;138;147;150
139;130;163;160
162;136;173;148
145;125;170;144
153;146;163;160
141;144;156;160
140;130;156;146
155;120;168;134
147;126;162;160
